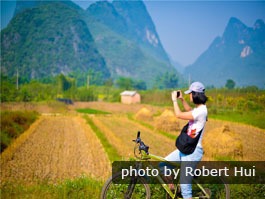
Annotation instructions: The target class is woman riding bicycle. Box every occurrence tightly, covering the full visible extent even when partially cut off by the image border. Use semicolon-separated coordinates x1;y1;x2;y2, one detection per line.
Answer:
162;81;208;199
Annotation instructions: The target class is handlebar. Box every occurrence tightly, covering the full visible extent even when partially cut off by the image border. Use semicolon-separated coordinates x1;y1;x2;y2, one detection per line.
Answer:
132;131;149;157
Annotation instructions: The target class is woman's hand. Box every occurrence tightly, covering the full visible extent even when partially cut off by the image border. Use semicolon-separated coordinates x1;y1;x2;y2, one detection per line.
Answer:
171;91;177;101
178;90;183;99
172;90;183;101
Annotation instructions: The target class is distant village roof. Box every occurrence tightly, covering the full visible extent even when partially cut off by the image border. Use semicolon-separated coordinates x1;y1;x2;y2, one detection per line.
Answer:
120;91;138;96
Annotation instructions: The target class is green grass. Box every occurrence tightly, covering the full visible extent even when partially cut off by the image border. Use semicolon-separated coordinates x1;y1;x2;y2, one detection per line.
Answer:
229;184;265;199
210;110;265;129
0;176;103;199
1;175;263;199
84;116;120;162
76;108;110;115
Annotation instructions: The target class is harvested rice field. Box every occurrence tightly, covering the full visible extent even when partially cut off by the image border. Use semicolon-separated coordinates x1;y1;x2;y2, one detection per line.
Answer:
1;115;111;185
1;101;265;188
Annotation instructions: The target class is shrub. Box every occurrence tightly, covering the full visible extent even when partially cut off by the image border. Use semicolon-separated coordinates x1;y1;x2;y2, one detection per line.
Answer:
0;111;39;152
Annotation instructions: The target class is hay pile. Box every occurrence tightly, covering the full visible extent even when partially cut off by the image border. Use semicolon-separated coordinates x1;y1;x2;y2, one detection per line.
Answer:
203;125;243;160
135;107;153;121
154;109;179;132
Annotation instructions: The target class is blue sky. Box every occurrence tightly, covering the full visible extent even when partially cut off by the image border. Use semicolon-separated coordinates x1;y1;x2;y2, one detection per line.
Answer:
1;0;265;66
145;1;265;66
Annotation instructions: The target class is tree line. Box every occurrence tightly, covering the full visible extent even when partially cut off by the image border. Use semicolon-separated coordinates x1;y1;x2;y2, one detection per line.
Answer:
0;72;180;102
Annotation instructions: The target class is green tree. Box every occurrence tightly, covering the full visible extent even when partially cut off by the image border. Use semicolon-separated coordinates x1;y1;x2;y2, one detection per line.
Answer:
133;80;147;90
57;74;71;92
225;79;236;89
57;74;77;92
155;72;179;89
104;78;114;87
0;75;16;102
116;77;134;90
76;87;97;101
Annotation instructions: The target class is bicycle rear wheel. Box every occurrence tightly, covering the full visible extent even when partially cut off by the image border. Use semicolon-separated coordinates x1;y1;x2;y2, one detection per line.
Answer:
101;171;151;199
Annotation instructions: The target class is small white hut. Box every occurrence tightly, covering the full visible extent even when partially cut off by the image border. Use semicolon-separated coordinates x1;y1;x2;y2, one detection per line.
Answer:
120;91;141;104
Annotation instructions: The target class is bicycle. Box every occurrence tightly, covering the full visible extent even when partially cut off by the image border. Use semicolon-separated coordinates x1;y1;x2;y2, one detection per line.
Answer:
101;131;230;199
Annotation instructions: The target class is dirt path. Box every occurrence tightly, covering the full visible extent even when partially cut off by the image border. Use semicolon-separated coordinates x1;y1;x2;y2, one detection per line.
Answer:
1;115;111;185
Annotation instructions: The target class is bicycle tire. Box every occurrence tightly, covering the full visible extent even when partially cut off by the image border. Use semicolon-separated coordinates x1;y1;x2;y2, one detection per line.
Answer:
193;176;230;199
101;171;151;199
218;177;230;199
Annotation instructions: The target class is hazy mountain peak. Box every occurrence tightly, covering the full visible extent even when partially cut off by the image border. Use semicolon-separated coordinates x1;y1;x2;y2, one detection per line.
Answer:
185;17;265;88
14;0;81;16
87;1;115;14
87;0;127;33
223;17;248;43
2;0;178;88
254;19;265;30
225;17;247;32
87;0;169;62
228;17;244;25
14;0;39;15
1;1;110;83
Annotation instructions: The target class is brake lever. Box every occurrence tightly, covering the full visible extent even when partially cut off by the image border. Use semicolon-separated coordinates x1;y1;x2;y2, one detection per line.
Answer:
132;133;141;143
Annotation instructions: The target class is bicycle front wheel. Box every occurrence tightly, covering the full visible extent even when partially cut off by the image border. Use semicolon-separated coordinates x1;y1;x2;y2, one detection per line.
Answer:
101;172;151;199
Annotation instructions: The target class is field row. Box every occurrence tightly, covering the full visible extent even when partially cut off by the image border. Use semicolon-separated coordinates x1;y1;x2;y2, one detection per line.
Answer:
0;115;111;185
91;114;175;159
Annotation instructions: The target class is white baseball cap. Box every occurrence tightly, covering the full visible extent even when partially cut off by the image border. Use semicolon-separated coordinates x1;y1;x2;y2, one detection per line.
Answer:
184;82;205;94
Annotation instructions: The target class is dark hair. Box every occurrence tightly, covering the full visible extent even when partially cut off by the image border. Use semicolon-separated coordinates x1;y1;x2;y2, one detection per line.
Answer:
192;91;208;105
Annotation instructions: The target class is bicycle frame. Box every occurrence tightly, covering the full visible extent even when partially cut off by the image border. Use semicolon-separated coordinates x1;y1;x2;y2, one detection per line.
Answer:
102;131;229;199
137;151;211;199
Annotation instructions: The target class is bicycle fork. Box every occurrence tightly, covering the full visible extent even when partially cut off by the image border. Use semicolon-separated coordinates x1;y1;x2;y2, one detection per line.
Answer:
155;170;178;199
124;176;137;199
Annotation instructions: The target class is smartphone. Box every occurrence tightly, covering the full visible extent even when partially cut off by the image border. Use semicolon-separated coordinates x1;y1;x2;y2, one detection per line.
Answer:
177;91;180;98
